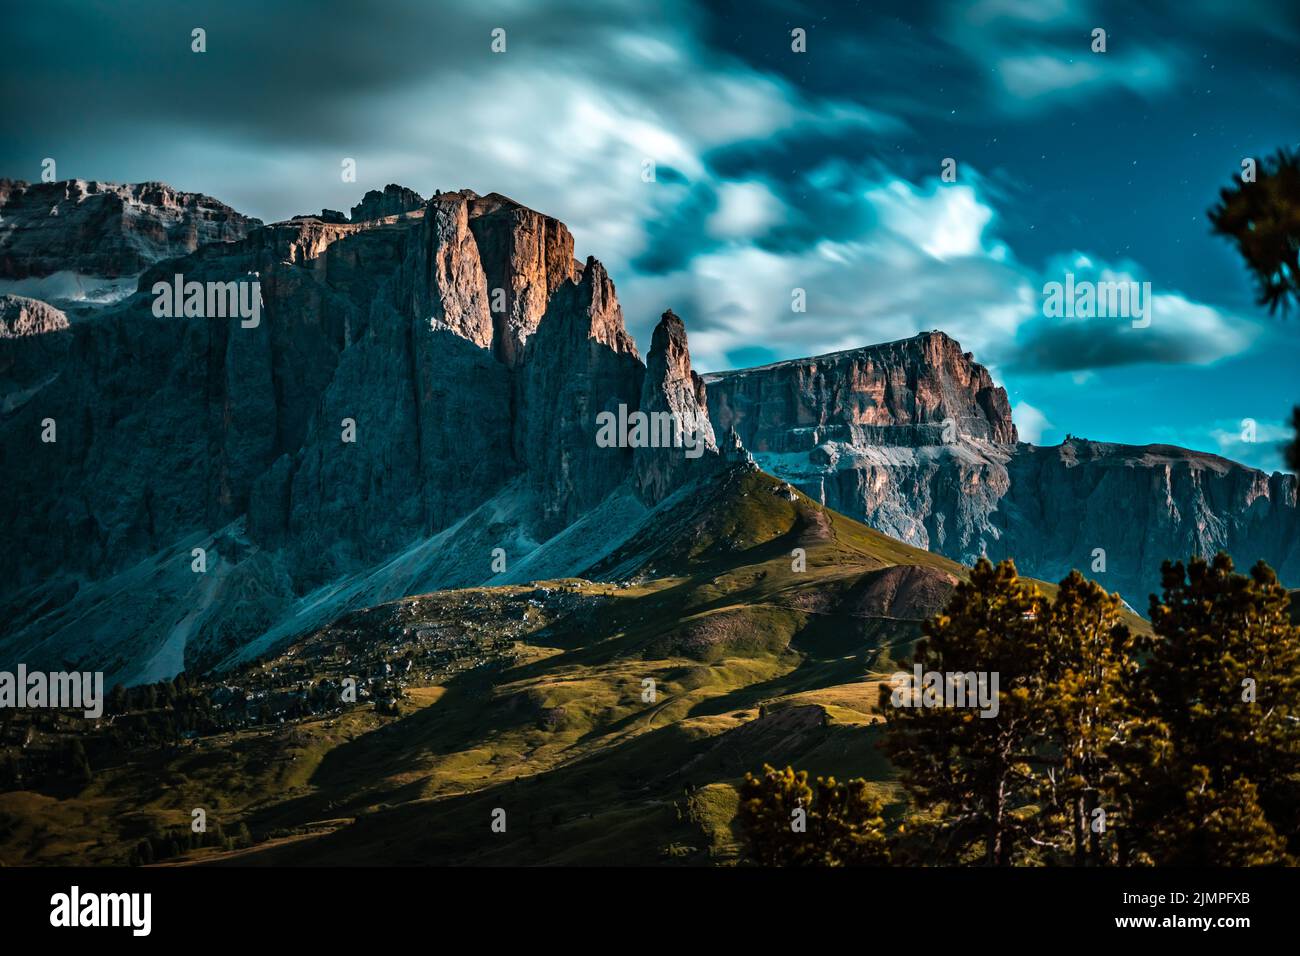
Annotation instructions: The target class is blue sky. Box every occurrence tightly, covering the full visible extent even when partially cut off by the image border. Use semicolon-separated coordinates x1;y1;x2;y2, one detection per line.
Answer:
4;0;1298;469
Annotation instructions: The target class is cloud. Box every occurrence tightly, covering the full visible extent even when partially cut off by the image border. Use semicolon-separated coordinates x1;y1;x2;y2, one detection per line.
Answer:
3;0;1278;399
706;181;784;240
943;0;1181;112
1008;400;1050;444
863;180;999;260
1208;418;1293;467
1007;256;1258;373
624;159;1264;388
1012;401;1054;444
618;169;1043;372
1;0;891;236
995;49;1178;104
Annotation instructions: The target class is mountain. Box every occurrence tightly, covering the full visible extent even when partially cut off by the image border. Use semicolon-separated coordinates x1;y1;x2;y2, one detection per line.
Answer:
0;179;261;312
0;179;1294;689
0;178;1281;868
705;333;1300;608
0;183;726;684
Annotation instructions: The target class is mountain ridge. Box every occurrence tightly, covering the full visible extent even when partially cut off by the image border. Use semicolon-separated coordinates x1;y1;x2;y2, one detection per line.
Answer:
0;179;1294;685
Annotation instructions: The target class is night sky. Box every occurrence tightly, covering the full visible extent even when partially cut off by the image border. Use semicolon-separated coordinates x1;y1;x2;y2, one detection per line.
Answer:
4;0;1298;468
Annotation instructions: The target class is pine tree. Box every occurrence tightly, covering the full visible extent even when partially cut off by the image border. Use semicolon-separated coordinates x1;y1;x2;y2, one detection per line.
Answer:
880;558;1048;865
811;774;891;865
1117;554;1300;863
737;764;889;866
1209;147;1300;315
1145;769;1286;866
1037;571;1137;865
1207;147;1300;472
738;765;816;867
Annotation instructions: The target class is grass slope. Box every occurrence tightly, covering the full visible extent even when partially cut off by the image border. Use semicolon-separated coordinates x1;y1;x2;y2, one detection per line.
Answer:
0;465;1140;866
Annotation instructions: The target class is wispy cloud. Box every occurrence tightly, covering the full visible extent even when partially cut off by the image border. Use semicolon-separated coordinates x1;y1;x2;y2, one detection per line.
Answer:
1012;401;1054;443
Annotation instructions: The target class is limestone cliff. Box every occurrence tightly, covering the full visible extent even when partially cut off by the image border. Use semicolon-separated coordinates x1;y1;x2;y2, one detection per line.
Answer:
705;333;1297;607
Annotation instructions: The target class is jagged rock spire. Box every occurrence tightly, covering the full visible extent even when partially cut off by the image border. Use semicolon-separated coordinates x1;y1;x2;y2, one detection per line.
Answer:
634;309;718;504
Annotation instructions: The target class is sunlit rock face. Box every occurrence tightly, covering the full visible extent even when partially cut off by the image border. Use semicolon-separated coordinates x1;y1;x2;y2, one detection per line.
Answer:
467;192;579;368
634;310;717;506
705;333;1299;607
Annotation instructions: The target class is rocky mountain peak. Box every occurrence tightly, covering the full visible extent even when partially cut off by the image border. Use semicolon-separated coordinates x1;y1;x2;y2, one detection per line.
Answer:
634;309;719;503
705;330;1017;451
0;179;261;280
349;184;425;222
576;256;640;358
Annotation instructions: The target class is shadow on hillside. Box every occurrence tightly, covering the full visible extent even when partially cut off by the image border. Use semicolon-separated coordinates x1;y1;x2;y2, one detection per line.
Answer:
212;694;891;866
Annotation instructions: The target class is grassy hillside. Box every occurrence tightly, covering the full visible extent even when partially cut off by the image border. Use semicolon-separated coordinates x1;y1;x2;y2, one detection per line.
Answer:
0;465;1140;866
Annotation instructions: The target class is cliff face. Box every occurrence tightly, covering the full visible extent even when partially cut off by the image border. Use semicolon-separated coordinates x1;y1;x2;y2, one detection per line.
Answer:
994;440;1300;605
0;183;719;681
515;257;645;535
0;179;261;280
467;192;579;367
708;332;1017;447
706;335;1299;607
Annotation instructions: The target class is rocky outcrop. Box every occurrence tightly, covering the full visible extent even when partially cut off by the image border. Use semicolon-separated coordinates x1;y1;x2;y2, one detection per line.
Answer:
349;184;425;222
515;257;645;535
706;333;1299;607
634;310;717;504
0;179;260;279
467;193;579;367
705;331;1018;556
0;294;69;339
706;331;1016;449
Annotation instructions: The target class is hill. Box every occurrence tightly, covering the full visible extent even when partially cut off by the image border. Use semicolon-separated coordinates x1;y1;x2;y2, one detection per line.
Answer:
0;466;981;865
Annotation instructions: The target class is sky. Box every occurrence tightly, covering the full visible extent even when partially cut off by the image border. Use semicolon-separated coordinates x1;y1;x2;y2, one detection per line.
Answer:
3;0;1298;470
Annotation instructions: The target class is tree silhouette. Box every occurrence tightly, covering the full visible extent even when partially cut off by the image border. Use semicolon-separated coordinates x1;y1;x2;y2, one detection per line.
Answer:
737;764;890;866
1209;148;1300;315
1114;554;1300;864
1209;148;1300;472
1037;570;1137;865
880;558;1049;865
